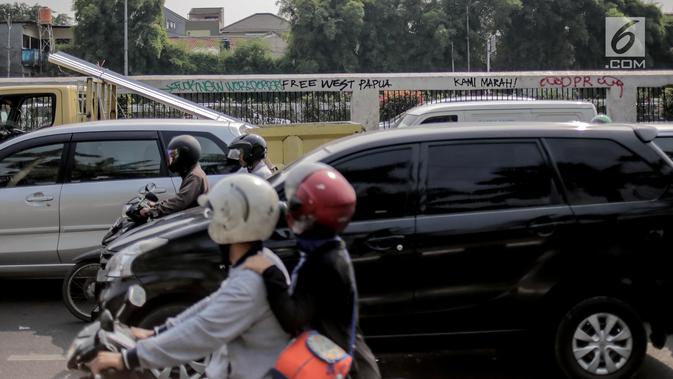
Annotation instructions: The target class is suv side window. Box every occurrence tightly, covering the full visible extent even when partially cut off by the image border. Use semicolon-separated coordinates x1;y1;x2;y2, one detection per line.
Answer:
70;140;162;182
546;138;667;204
162;132;240;175
424;141;557;214
0;143;63;188
654;136;673;159
193;135;238;175
421;115;458;124
332;147;414;221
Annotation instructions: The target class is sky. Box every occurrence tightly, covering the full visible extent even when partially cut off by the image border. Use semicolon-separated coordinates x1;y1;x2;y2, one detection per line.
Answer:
0;0;280;26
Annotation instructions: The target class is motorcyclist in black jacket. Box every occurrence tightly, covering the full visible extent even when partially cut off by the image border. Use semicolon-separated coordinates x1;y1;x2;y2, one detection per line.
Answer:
245;162;381;379
140;135;209;218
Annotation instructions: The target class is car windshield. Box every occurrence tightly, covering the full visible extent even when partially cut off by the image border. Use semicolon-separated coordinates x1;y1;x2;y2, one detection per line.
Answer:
396;114;420;128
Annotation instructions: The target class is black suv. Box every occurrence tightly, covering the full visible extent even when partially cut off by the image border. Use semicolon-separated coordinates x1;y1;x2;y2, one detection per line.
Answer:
98;123;673;379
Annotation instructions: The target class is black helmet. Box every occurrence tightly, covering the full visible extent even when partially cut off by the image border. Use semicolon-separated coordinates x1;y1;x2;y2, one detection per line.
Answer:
167;135;201;173
227;134;267;167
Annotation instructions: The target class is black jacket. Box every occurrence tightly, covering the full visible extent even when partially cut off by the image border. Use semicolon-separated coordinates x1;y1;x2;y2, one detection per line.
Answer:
262;237;381;379
152;164;208;218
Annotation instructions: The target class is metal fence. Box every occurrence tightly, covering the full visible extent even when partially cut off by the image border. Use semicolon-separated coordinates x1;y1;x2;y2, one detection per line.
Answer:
637;87;673;123
117;87;614;128
116;92;351;125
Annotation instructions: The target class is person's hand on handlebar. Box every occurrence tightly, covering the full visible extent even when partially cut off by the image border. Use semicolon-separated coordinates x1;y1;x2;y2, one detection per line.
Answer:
131;327;155;340
87;351;124;374
139;201;157;218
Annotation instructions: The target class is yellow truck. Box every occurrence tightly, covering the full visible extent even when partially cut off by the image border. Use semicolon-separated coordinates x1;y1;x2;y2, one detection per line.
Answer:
0;53;362;166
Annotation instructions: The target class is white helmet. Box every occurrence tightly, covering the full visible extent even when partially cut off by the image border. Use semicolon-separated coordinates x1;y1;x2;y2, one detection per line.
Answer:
198;174;280;244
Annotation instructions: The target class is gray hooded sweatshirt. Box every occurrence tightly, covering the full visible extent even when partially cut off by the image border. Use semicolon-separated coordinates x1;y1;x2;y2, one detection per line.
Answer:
130;248;290;379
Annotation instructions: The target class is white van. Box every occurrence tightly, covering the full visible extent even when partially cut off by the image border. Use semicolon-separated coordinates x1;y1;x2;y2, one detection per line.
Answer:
393;100;598;128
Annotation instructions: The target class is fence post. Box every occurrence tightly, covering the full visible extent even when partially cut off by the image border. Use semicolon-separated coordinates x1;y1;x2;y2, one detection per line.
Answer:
607;82;637;123
351;89;380;130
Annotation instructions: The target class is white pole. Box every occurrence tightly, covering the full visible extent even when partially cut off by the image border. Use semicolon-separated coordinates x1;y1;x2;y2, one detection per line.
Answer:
6;13;11;78
124;0;128;75
451;41;455;72
486;36;490;72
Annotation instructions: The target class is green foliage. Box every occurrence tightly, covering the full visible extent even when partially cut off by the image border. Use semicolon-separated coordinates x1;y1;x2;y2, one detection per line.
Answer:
53;13;72;26
72;0;167;74
223;39;279;74
0;3;40;22
280;0;365;72
495;0;673;70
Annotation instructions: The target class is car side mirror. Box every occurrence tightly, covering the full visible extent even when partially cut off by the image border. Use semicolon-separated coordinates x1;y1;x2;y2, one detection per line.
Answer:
127;285;146;308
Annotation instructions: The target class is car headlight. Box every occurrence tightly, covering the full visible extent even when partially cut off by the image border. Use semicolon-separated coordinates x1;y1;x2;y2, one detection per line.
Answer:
105;238;167;279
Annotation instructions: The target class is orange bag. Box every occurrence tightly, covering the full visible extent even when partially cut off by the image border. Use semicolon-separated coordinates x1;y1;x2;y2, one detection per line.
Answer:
271;330;353;379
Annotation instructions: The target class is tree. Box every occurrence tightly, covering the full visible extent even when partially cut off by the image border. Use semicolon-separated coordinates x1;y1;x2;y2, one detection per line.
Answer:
53;13;73;26
223;39;280;74
0;3;40;22
280;0;365;73
72;0;166;74
495;0;673;70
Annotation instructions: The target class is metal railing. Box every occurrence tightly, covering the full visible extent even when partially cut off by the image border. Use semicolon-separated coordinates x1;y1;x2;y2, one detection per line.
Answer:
637;87;673;123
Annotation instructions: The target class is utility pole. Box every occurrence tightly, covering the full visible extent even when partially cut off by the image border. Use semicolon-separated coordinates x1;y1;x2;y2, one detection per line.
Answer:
451;41;455;72
5;12;11;78
466;0;470;72
486;36;490;72
124;0;128;75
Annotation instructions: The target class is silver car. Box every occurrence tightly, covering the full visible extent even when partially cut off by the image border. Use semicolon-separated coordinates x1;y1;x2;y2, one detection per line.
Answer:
0;119;244;277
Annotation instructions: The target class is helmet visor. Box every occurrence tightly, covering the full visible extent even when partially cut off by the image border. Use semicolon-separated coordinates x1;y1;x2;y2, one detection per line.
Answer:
167;148;179;165
227;148;242;160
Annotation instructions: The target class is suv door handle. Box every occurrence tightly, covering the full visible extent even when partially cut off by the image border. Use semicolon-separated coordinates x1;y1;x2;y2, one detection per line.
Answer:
26;193;54;202
528;220;556;237
364;235;405;252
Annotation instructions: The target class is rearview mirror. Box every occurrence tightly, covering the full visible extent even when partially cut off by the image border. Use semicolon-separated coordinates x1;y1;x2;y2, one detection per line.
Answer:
144;183;157;193
127;285;146;308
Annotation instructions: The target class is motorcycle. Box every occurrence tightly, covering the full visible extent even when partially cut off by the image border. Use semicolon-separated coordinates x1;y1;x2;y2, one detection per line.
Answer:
66;285;209;379
62;184;159;322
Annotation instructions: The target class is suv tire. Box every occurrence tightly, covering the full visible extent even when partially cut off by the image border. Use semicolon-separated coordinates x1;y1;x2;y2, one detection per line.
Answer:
555;296;646;379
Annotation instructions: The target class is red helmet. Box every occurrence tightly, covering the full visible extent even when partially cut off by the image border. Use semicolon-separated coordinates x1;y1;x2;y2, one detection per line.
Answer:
285;163;356;235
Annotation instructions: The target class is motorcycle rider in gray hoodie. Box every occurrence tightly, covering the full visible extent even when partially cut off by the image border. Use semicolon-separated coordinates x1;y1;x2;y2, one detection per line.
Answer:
87;174;290;379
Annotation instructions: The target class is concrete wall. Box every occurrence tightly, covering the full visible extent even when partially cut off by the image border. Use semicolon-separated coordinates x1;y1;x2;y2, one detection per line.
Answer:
3;71;673;129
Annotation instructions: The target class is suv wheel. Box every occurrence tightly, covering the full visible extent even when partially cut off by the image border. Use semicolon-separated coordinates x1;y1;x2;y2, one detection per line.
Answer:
555;297;646;379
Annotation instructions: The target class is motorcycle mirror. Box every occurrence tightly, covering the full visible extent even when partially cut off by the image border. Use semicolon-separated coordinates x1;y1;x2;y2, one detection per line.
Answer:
100;310;114;332
144;183;157;193
127;285;146;308
145;192;159;202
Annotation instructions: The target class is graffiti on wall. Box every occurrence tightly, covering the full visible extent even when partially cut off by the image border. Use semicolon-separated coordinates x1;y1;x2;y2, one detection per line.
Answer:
160;75;626;97
452;77;519;89
163;78;393;93
538;75;625;97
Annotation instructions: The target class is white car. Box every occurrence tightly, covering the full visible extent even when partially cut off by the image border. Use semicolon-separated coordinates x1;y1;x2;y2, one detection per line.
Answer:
391;100;597;128
0;119;244;277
